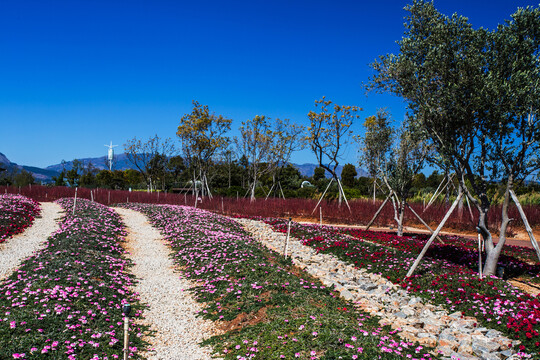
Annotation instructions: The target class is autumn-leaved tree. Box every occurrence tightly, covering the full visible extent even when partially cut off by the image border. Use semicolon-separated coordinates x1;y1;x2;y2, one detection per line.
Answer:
176;101;231;198
307;97;361;205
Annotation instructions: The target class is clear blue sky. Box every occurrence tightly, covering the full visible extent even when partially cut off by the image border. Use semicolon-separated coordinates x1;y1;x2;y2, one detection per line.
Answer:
1;0;537;168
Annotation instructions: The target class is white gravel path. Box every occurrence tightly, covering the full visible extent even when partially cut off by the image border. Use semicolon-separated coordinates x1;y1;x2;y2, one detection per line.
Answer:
0;202;63;281
115;207;220;360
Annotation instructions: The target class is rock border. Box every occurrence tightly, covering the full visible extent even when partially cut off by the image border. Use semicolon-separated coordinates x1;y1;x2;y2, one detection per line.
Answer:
237;218;525;360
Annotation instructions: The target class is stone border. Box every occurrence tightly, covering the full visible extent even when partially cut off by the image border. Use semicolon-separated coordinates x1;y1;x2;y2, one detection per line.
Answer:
237;218;526;360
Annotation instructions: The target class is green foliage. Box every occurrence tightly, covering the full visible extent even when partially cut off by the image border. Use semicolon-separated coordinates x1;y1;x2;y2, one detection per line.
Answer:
312;167;326;182
340;163;357;188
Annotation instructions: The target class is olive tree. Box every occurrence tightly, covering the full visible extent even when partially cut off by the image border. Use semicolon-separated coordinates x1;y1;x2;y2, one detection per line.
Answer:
361;110;429;236
369;0;540;275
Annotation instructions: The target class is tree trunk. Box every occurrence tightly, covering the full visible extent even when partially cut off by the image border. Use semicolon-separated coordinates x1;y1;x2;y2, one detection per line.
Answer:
397;197;405;237
337;176;343;205
483;180;512;276
373;179;376;203
250;172;257;201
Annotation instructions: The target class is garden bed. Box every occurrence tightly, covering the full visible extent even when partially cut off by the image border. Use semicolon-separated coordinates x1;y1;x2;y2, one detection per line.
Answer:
121;203;437;359
261;217;540;356
0;194;40;243
0;198;149;360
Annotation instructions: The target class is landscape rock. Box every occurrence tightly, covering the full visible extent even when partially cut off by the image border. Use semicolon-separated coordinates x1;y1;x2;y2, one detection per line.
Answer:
236;218;525;360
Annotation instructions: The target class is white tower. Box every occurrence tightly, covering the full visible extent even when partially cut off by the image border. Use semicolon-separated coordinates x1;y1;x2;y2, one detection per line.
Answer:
104;141;118;170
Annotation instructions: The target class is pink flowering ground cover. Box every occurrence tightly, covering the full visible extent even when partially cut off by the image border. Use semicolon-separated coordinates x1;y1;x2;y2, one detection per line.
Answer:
0;198;149;360
121;203;437;360
261;218;540;356
0;194;40;243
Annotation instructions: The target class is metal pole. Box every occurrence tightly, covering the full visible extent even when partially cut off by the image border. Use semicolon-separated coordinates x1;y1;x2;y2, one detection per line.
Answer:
319;207;322;226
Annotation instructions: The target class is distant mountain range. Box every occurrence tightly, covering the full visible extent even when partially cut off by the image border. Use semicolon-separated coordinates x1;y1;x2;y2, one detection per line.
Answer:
0;152;60;182
0;152;368;183
44;153;134;173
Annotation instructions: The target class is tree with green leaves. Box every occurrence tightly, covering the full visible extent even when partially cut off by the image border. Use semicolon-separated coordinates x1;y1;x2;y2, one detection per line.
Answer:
361;109;393;202
312;167;326;184
340;164;357;188
307;97;362;206
177;101;231;198
13;169;34;187
361;110;429;236
370;0;540;275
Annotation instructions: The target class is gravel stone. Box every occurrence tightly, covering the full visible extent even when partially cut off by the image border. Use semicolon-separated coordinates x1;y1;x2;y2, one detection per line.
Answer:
236;218;525;360
116;207;220;360
0;202;62;281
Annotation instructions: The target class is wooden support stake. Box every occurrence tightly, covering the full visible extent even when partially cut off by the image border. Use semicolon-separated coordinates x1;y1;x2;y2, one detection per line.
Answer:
278;182;286;199
477;230;483;279
465;192;474;221
510;190;540;262
72;187;78;215
283;217;291;258
265;183;275;200
319;207;322;226
337;178;351;213
406;192;463;277
405;203;445;244
311;178;334;215
366;193;392;231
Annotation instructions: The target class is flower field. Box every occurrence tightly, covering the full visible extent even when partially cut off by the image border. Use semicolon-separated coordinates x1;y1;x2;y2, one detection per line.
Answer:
120;203;436;359
4;184;540;233
263;218;540;356
0;194;40;243
0;198;149;360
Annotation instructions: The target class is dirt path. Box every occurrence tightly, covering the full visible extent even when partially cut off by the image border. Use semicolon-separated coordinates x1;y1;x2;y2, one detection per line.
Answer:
115;207;219;360
297;218;540;249
0;202;62;281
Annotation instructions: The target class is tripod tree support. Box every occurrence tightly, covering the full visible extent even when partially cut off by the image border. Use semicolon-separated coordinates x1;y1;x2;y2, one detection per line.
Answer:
406;191;463;277
509;190;540;262
337;178;352;213
405;202;445;244
365;192;392;231
283;217;292;257
311;178;334;215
